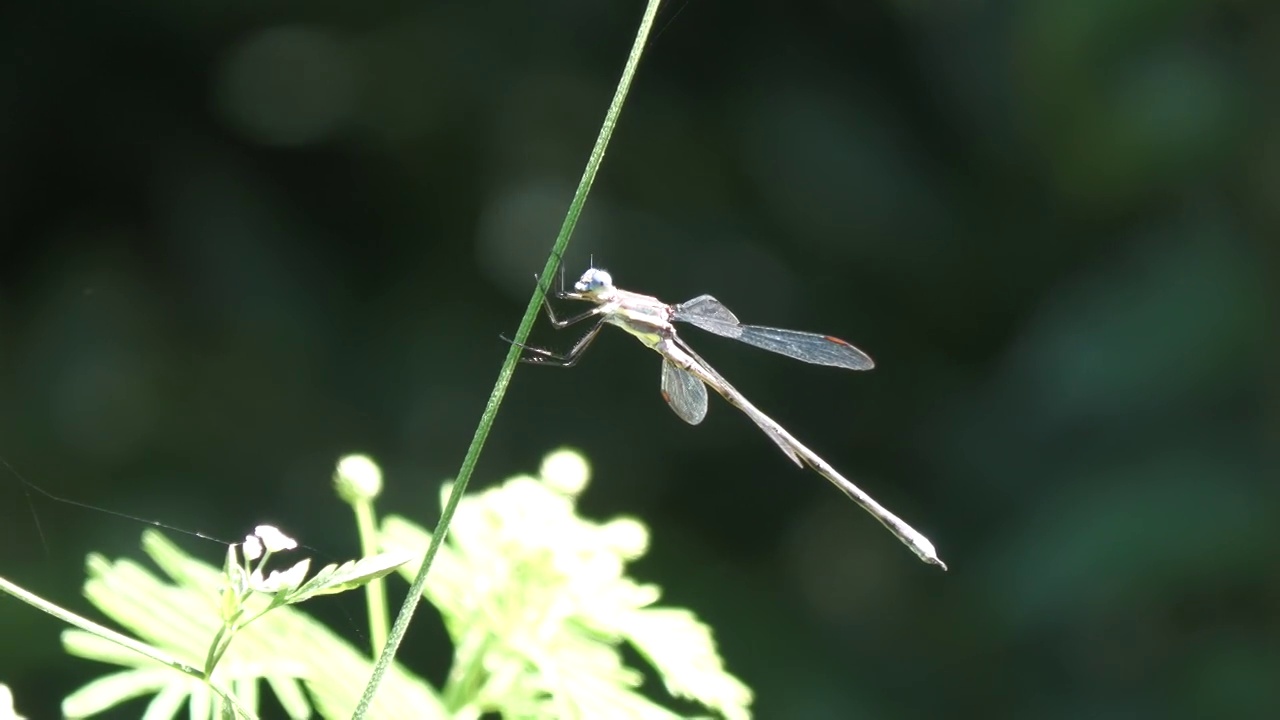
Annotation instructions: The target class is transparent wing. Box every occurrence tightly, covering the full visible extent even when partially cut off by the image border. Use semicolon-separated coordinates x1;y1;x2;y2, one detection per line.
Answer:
728;325;874;370
672;295;742;337
673;295;874;370
660;359;708;425
673;339;804;467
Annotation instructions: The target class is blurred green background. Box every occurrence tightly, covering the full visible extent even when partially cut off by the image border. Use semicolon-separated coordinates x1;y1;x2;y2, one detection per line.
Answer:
2;0;1276;717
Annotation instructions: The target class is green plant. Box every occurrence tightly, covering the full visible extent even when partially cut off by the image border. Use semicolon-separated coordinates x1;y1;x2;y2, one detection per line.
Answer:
2;449;752;719
358;0;668;711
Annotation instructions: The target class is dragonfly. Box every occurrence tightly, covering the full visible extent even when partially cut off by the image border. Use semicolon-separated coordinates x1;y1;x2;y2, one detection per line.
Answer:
510;267;946;570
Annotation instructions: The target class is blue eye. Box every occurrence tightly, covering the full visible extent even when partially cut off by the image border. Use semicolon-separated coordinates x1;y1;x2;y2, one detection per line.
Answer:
576;269;613;293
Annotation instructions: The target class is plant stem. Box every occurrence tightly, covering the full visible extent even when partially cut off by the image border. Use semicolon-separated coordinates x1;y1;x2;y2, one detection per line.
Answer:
352;1;666;716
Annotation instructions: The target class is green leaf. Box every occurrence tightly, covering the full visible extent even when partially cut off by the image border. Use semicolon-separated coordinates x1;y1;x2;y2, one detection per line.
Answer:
62;667;185;718
282;552;413;603
380;449;752;719
63;530;445;719
621;609;754;720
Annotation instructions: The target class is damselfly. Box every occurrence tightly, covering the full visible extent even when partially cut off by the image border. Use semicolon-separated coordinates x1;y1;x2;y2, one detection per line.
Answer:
510;268;945;570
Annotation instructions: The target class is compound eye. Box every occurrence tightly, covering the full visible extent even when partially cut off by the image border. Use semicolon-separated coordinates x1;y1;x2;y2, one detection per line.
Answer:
589;270;612;289
576;269;612;293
